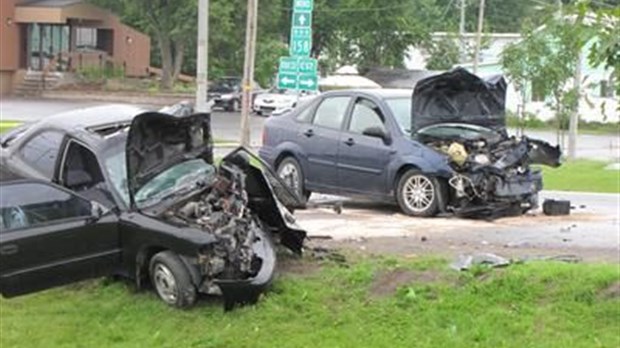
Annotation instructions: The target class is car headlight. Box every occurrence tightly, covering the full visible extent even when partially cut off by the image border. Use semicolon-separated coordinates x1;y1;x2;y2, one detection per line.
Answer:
221;94;234;100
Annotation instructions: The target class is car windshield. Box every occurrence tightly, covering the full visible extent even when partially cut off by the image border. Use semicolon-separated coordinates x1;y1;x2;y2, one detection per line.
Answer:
385;97;412;134
101;139;215;208
134;159;215;208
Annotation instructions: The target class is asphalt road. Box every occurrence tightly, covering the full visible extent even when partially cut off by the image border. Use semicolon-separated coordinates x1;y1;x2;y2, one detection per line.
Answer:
1;97;617;160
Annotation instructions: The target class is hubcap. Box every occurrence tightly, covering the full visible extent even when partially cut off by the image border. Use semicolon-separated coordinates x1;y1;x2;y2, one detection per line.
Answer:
403;175;435;213
153;263;178;304
278;162;300;194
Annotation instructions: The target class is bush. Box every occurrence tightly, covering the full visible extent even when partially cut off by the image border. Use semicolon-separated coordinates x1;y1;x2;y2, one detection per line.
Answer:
77;64;125;83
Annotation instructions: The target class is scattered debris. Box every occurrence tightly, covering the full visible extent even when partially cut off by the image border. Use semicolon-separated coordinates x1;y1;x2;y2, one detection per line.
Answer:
451;253;582;271
450;253;510;271
333;201;343;214
307;246;347;265
543;199;571;216
421;236;428;242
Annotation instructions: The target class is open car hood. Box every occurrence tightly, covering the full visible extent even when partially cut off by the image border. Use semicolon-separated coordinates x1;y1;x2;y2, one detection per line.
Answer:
126;112;213;207
411;68;507;133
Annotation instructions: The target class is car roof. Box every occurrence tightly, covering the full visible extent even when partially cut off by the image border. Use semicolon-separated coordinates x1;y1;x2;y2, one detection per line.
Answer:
322;88;412;99
37;104;145;129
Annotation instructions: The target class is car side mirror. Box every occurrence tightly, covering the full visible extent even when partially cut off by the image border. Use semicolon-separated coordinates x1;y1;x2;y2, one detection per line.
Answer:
362;127;392;145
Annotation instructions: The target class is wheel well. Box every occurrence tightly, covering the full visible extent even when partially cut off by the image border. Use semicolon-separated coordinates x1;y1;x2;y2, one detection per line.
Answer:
135;246;167;289
393;164;420;190
274;151;295;170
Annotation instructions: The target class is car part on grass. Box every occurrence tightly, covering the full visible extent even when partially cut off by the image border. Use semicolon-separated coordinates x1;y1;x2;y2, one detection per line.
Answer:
450;253;511;271
543;199;571;216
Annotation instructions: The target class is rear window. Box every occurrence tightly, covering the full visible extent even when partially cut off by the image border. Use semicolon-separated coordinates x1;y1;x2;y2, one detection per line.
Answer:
19;130;64;178
312;97;351;130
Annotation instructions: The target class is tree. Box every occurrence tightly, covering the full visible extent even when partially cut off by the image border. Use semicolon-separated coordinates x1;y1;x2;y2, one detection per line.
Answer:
90;0;196;90
425;35;461;70
501;15;590;151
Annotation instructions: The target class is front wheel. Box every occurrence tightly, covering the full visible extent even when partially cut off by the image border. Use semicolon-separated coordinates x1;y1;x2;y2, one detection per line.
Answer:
396;170;439;217
149;251;197;308
277;156;310;204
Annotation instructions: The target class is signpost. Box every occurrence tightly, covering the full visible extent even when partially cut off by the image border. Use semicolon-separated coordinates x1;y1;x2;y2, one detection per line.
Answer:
277;0;318;91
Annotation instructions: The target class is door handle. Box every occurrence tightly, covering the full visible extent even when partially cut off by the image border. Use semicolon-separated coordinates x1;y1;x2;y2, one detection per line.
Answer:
303;129;314;137
344;138;355;146
0;244;18;256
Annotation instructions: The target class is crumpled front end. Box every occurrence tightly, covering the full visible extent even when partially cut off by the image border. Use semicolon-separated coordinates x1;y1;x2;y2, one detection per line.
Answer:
431;135;561;218
162;148;306;309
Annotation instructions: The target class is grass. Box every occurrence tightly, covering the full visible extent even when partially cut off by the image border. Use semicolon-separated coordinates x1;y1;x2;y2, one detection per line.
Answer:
541;160;620;193
0;256;618;348
0;121;21;134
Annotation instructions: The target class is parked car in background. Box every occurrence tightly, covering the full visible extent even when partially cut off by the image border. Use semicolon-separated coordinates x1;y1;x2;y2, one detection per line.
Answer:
259;69;561;218
0;105;305;309
207;77;264;112
253;88;319;116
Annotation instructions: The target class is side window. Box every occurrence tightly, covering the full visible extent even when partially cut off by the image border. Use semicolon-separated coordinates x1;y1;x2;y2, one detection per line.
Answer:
0;182;92;232
19;130;64;178
348;98;386;134
312;97;351;130
61;142;105;192
295;105;314;123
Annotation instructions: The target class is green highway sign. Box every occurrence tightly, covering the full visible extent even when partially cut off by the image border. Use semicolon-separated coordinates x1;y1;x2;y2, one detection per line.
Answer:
278;57;317;75
292;11;312;28
293;0;313;11
290;36;311;56
278;57;299;74
297;73;318;91
291;27;311;39
298;57;317;74
277;73;298;89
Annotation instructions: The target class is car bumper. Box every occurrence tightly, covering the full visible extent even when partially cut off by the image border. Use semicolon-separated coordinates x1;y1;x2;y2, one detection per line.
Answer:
214;229;276;310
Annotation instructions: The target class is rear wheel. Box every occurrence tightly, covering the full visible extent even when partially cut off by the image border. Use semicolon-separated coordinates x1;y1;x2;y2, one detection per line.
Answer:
396;170;439;217
149;251;196;308
277;156;310;204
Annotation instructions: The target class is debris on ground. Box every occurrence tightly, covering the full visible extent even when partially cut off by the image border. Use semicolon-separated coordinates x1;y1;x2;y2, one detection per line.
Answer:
450;252;583;271
307;246;347;265
450;253;510;271
543;199;571;216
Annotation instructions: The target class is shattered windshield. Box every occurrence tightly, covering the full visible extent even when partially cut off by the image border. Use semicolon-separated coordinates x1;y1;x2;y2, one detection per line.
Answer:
385;97;411;134
134;159;216;209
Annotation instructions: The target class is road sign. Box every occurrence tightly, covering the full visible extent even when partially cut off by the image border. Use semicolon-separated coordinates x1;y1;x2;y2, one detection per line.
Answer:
293;0;313;11
291;27;311;39
277;73;298;89
278;57;299;74
297;73;318;91
278;57;317;75
292;11;312;28
290;36;311;56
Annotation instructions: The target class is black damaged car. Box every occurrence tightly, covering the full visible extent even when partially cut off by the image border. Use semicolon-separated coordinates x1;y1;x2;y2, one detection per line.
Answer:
0;105;305;309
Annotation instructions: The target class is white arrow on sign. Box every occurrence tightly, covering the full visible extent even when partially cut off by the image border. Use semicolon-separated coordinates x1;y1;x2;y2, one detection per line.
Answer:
281;77;295;84
298;14;306;26
299;78;315;87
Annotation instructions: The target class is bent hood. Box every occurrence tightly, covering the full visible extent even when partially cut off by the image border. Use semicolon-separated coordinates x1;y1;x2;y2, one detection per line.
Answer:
126;112;213;207
411;67;507;133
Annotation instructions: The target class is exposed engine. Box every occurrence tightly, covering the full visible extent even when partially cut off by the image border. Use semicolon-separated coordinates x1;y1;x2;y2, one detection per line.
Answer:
426;135;560;217
164;162;262;287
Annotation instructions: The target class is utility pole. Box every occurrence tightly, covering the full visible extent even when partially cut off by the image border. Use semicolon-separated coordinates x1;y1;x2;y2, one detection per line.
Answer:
195;0;209;113
568;51;582;160
240;0;258;147
459;0;467;62
472;0;485;74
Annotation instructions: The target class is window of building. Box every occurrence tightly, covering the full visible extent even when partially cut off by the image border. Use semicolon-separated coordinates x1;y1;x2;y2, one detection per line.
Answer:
19;130;64;179
312;97;351;130
75;27;98;50
0;182;92;232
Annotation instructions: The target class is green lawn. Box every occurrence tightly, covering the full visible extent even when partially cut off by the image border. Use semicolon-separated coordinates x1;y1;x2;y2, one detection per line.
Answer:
1;257;618;348
0;121;21;134
541;160;620;193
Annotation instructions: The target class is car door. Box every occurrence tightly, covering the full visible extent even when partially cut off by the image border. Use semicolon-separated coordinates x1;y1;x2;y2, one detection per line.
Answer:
297;95;352;190
0;180;120;298
338;96;394;195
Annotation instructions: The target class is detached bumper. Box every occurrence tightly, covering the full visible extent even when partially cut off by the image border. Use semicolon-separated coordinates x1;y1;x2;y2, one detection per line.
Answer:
214;231;276;310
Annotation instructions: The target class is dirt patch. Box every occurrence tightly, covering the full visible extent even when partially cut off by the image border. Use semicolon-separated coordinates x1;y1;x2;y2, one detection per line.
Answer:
278;257;322;277
369;268;445;298
599;281;620;300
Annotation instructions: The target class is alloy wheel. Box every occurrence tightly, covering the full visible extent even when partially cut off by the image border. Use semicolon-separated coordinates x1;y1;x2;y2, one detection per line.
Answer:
152;263;178;305
402;175;435;213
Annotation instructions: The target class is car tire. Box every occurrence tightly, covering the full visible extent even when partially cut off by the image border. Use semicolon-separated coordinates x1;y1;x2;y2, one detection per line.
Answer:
396;170;439;217
277;156;310;204
149;251;196;309
228;99;240;112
